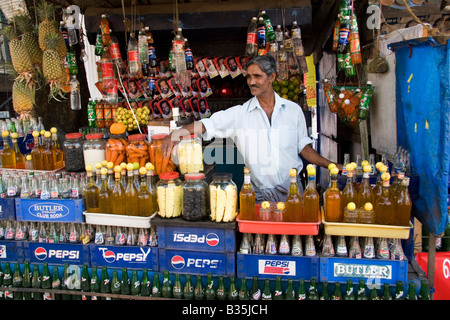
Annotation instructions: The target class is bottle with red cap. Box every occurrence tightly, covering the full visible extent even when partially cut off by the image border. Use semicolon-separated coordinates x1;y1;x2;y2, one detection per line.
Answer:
156;172;183;218
83;133;106;169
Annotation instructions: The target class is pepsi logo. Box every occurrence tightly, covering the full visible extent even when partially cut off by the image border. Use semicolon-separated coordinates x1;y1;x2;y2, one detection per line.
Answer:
35;247;48;260
205;233;219;247
171;255;185;269
102;250;116;263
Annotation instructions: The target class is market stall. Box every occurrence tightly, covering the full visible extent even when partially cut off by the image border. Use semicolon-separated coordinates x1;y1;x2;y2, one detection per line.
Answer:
0;0;448;303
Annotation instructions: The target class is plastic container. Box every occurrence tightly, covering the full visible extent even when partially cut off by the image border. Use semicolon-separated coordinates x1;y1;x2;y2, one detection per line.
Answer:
182;173;209;221
83;133;106;168
177;134;203;174
209;172;237;223
106;133;128;166
63;132;85;172
83;211;154;228
126;133;150;167
156;171;183;218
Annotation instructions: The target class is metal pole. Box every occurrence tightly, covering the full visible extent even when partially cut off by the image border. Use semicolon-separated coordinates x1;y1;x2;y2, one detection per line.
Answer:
427;233;436;300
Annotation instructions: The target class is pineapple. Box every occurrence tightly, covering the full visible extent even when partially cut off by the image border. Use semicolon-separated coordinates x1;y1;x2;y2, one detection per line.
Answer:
12;79;35;116
35;0;59;51
2;25;33;82
43;33;65;101
14;14;43;69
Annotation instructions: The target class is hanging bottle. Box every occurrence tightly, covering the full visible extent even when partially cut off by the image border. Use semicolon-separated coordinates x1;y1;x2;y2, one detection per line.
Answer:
94;28;103;56
277;44;288;81
349;13;362;64
260;11;275;42
257;17;267;56
337;15;351;52
184;38;194;71
128;33;141;78
245;17;258;56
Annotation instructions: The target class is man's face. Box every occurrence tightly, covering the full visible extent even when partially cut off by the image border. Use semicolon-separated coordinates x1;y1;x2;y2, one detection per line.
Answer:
160;80;169;94
246;64;275;98
199;79;208;92
128;81;137;94
228;58;237;72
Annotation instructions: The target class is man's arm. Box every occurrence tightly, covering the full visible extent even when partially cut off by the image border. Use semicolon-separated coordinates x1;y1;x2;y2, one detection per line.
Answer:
161;121;206;158
300;144;343;171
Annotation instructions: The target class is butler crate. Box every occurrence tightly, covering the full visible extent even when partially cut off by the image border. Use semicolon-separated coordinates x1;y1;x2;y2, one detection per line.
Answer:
152;216;237;253
90;244;158;271
15;198;85;223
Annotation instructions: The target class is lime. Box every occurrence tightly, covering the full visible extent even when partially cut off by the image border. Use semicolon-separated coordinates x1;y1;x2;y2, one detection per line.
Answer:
282;80;289;87
292;77;300;86
273;80;279;87
273;85;280;92
281;87;289;94
288;83;295;91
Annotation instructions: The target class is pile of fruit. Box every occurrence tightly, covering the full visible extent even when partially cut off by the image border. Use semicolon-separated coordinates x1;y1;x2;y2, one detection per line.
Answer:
113;105;152;131
272;75;302;102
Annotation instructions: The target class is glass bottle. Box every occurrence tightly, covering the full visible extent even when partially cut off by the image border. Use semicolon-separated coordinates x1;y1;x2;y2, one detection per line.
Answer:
238;277;249;300
344;279;355;300
342;153;350;176
349;236;362;258
42;131;55;170
12;263;23;300
321;233;335;257
173;273;183;299
395;281;405;300
419;280;430;300
343;202;358;223
110;270;121;298
285;278;295;300
393;177;412;226
30;131;43;170
336;235;348;257
272;276;284;300
99;167;112;213
1;130;15;168
363;237;375;259
406;281;417;300
324;167;342;222
205;272;216;300
146;164;158;214
138;167;154;216
152;273;161;297
84;165;100;213
373;163;388;203
331;282;342;300
80;264;90;300
375;172;394;225
320;281;330;300
194;275;205;300
227;277;238;300
216;276;226;300
291;234;303;256
10;132;25;169
357;164;374;208
162;270;173;298
125;163;139;216
305;235;316;256
31;264;42;300
120;268;130;295
369;286;379;300
250;276;261;300
183;274;194;299
50;127;64;169
112;165;126;215
261;279;272;300
239;167;255;220
130;269;141;296
40;179;50;200
285;168;302;222
308;277;319;300
341;163;357;216
382;283;392;300
357;279;368;300
377;237;390;259
302;166;319;222
358;202;375;224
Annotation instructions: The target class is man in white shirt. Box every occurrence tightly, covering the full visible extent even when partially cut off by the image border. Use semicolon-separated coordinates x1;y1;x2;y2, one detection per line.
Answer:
162;55;341;202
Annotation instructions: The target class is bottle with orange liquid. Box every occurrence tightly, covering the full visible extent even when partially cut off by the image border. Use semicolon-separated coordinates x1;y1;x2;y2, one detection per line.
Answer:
302;165;319;222
393;177;412;226
341;163;357;216
285;168;302;222
324;166;342;222
50;127;64;169
357;164;374;208
239;167;255;220
30;131;43;170
375;172;394;225
100;14;111;46
349;13;362;64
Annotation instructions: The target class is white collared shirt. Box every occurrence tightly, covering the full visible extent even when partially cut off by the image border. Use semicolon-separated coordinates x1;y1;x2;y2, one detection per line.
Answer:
200;92;312;189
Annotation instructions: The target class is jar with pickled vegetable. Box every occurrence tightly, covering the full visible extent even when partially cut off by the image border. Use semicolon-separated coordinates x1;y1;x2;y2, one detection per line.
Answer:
182;173;209;221
63;132;85;172
209;173;237;223
126;134;150;168
106;123;128;166
83;133;106;168
149;133;176;175
156;172;183;218
177;134;203;174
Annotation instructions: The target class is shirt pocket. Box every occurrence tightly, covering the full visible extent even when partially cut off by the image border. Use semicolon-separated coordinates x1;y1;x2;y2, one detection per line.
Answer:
276;125;298;152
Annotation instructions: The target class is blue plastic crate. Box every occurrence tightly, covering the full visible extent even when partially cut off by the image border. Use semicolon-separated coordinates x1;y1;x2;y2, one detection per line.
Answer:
90;245;158;271
153;216;236;253
15;198;85;223
319;257;408;286
0;198;16;220
159;248;236;277
236;253;319;280
0;240;25;263
24;241;90;266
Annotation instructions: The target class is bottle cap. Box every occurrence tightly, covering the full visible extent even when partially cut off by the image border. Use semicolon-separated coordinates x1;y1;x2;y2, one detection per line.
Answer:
128;133;146;141
107;161;114;169
347;202;356;210
2;130;9;137
159;172;180;180
11;132;18;139
276;202;285;211
65;132;82;139
95;162;102;169
126;163;134;171
289;168;297;177
85;133;103;140
100;168;108;175
243;167;250;174
151;133;168;140
261;201;270;209
145;162;155;171
364;202;373;211
85;164;94;172
363;165;372;173
381;172;390;181
184;173;205;180
330;167;339;175
114;165;122;173
139;167;147;175
328;163;336;170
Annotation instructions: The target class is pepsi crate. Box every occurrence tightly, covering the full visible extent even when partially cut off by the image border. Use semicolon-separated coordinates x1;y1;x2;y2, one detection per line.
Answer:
0;198;16;220
152;216;237;253
319;257;408;286
89;245;158;271
24;241;90;266
0;240;25;263
236;253;319;280
159;248;236;277
16;198;85;223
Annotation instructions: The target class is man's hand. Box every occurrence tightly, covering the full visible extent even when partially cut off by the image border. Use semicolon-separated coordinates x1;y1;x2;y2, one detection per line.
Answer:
161;130;181;158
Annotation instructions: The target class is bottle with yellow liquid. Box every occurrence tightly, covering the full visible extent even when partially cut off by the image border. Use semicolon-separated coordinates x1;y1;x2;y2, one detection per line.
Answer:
42;131;55;170
99;167;112;213
84;165;100;213
125;163;139;216
393;177;412;226
112;165;126;215
1;130;16;168
94;162;103;188
341;163;357;216
358;202;375;224
120;162;127;190
50;127;64;169
390;172;405;199
324;167;342;222
285;168;302;222
373;163;388;204
106;161;115;191
25;154;33;170
239;167;255;220
145;162;158;214
10;132;25;169
375;172;394;225
138;167;154;217
343;202;358;223
302;166;319;222
357;164;374;208
30;131;43;170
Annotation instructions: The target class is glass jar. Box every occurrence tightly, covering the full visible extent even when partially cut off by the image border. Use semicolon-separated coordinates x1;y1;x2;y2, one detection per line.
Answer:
177;134;203;174
182;173;209;221
63;132;85;172
156;171;183;218
83;133;106;168
126;133;150;168
150;133;175;175
209;172;237;222
106;133;128;166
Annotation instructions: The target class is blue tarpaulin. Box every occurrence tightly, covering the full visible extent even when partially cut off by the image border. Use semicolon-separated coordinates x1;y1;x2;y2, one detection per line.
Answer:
389;37;450;235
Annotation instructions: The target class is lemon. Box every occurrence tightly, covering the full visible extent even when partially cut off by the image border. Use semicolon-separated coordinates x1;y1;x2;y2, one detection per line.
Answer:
107;161;114;169
381;172;390;181
380;165;388;173
289;168;297;177
139;167;147;175
276;202;285;211
375;162;384;170
120;162;127;169
330;167;339;175
261;201;271;209
145;162;155;171
364;202;373;211
281;94;289;99
114;165;122;173
292;77;300;86
361;160;369;167
95;162;102;169
288;83;295;91
282;80;289;87
85;164;93;172
363;165;372;173
347;202;356;211
280;87;289;94
328;163;336;170
126;163;134;171
100;168;108;175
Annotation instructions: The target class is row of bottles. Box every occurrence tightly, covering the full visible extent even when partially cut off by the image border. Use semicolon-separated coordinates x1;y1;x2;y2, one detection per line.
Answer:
0;116;45;138
0;262;429;300
29;128;64;171
239;233;317;256
239;165;319;223
0;220;157;247
84;162;157;217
